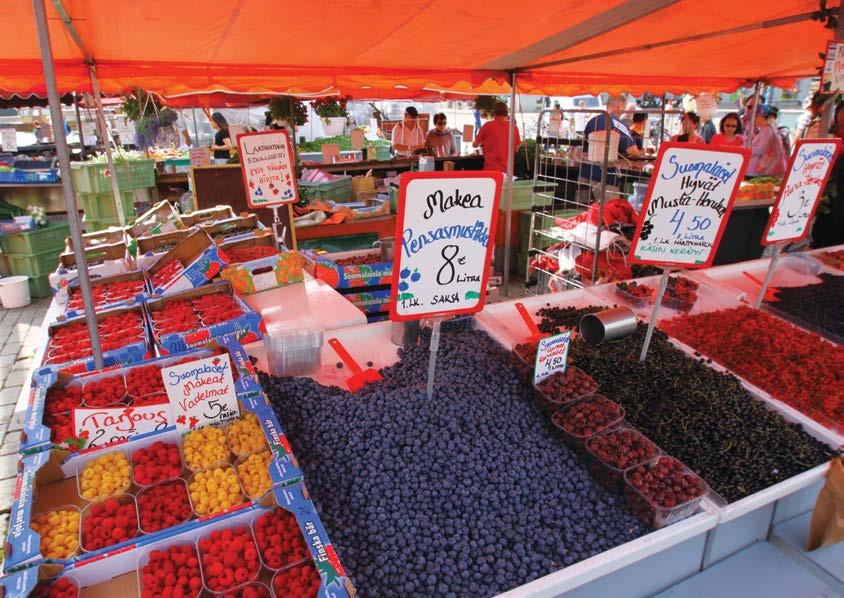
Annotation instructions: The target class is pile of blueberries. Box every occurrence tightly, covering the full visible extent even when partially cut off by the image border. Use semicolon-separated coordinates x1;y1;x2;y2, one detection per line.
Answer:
262;327;645;597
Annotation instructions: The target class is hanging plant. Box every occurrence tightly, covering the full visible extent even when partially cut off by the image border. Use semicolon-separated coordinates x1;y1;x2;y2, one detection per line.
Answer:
134;109;179;149
310;96;351;119
120;90;161;122
473;95;504;118
268;97;309;127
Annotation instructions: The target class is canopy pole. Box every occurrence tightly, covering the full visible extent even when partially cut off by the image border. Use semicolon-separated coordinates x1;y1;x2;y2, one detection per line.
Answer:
73;92;85;159
33;0;104;369
88;65;127;228
191;109;200;146
288;99;299;163
659;94;667;148
502;71;517;297
746;82;760;149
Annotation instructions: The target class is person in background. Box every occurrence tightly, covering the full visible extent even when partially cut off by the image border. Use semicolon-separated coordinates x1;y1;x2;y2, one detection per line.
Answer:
708;112;744;147
473;101;522;172
740;93;758;136
391;106;425;158
796;93;830;139
573;99;588;134
747;104;787;177
701;115;716;144
578;95;639;199
208;112;232;159
629;112;648;151
425;113;458;157
812;101;844;246
671;111;706;144
767;106;792;156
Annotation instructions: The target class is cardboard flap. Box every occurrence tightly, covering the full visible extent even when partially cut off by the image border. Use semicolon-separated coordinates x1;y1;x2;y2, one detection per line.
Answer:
59;242;126;269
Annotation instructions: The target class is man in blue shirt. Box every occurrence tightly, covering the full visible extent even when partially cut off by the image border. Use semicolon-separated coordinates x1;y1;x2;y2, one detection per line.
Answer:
579;95;639;196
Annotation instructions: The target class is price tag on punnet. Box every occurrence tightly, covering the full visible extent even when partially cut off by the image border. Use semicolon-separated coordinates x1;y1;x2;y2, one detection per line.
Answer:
533;330;572;385
629;142;750;269
236;129;298;209
389;170;502;321
162;354;240;433
762;139;842;245
73;404;173;449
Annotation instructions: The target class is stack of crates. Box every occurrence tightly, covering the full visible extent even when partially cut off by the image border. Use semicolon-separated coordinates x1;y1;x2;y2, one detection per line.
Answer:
70;160;156;231
0;221;70;297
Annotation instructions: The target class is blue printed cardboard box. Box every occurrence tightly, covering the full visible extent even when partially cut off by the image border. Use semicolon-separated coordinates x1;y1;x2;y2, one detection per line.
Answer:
301;249;392;289
62;270;150;319
23;342;262;455
3;483;353;598
146;281;265;355
339;288;391;315
146;228;229;296
48;242;131;301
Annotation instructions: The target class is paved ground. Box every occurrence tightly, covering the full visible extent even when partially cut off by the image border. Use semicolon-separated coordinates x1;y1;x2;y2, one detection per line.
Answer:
0;297;51;556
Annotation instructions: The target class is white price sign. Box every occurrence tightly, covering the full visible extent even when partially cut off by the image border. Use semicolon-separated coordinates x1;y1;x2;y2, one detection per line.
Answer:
189;146;211;168
73;404;172;449
236;129;298;209
1;128;16;152
763;139;842;245
81;122;97;146
822;40;844;92
533;331;572;385
162;355;240;433
389;171;501;321
629;143;749;268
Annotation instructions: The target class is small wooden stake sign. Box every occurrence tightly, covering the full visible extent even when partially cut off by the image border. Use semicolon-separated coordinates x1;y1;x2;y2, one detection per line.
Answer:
628;143;749;360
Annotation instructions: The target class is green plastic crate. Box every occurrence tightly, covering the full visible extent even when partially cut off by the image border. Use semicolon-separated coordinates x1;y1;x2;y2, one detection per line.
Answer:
500;180;557;210
79;191;136;222
6;249;61;278
388;186;399;212
0;222;69;254
82;214;124;233
71;159;156;194
28;273;52;298
298;176;353;204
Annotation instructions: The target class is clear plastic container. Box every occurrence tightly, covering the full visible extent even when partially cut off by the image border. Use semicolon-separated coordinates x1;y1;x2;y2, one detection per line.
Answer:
585;425;660;494
196;524;261;593
534;366;598;415
80;372;129;408
226;413;270;458
31;574;81;598
213;582;274;597
131;440;187;487
614;285;654;308
784;253;822;276
271;558;321;597
182;424;233;472
510;341;539;386
76;449;133;501
235;450;275;500
187;463;247;517
623;456;709;529
551;395;625;452
80;493;140;552
264;322;323;377
29;504;82;560
137;541;204;598
136;478;195;534
660;294;696;311
252;507;312;572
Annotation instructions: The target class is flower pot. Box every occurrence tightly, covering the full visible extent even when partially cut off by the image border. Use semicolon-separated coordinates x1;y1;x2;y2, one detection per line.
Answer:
321;117;346;136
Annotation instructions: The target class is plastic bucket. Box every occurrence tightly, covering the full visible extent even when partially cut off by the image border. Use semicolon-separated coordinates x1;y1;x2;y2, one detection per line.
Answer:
587;130;620;163
0;275;31;308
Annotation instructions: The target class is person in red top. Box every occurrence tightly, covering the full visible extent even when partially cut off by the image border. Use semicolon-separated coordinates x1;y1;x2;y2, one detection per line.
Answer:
708;112;745;147
472;101;521;172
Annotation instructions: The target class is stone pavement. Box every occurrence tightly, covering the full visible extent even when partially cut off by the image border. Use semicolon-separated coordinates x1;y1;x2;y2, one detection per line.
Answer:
0;297;51;556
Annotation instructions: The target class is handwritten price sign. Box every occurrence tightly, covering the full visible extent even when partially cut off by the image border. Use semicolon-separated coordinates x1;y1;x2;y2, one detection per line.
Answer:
534;331;572;384
237;129;298;209
162;355;240;433
389;171;501;321
763;139;841;245
629;143;749;269
73;404;172;449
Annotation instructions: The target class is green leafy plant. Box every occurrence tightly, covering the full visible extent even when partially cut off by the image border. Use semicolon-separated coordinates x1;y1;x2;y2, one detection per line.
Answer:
268;97;309;127
310;97;351;119
120;90;160;122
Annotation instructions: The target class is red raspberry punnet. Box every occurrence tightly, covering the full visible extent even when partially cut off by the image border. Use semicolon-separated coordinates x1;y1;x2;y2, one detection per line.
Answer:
31;577;78;598
198;526;261;592
126;364;166;398
81;497;139;551
226;245;278;262
137;479;193;532
272;560;322;598
132;441;183;485
82;374;127;407
152;259;185;288
253;507;310;570
140;544;203;598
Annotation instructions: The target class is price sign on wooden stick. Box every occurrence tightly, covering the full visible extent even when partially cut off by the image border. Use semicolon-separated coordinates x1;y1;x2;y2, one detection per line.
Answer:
237;129;298;209
628;143;750;360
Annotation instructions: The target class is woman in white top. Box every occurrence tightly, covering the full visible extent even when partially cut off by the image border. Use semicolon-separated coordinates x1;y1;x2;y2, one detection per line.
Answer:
391;106;426;157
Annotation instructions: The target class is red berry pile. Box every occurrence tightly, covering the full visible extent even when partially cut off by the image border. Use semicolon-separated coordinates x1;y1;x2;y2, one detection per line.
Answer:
816;249;844;270
536;367;598;409
272;560;322;598
217;583;272;598
586;428;659;493
152;259;185;289
138;480;193;533
334;253;382;266
132;392;170;406
81;497;139;550
67;278;145;311
127;364;166;399
31;578;78;598
661;306;844;431
198;527;261;592
510;341;539;384
616;281;654;306
254;507;310;570
45;411;73;443
82;374;127;407
132;441;183;485
44;385;83;415
226;245;278;262
552;396;624;443
140;544;203;598
192;293;243;326
152;292;243;337
662;276;698;310
625;456;706;527
46;311;145;365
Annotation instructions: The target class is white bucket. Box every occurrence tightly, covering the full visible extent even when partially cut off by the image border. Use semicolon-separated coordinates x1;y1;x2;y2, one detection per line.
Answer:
588;130;621;163
0;275;30;309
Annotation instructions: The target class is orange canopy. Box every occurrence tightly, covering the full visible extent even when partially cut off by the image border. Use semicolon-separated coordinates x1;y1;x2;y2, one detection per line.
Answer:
0;0;834;98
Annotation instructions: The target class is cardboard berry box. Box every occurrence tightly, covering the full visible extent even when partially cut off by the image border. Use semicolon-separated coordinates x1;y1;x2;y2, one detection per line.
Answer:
338;288;391;315
49;242;132;301
127;200;183;240
24;342;262;454
1;482;353;598
301;249;392;289
203;213;265;244
6;398;304;573
65;226;126;252
62;271;150;319
146;281;264;355
133;228;191;271
146;228;229;296
37;305;152;378
219;234;304;295
179;204;236;228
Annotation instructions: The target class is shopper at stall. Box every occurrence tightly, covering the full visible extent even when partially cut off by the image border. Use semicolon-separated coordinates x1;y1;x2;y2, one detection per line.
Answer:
740;93;757;137
391;106;426;158
425;113;458;157
208;112;232;159
629;112;648;151
472;101;522;172
701;115;716;144
747;104;787;177
578;95;639;199
812;101;844;246
671;112;706;144
708;112;744;147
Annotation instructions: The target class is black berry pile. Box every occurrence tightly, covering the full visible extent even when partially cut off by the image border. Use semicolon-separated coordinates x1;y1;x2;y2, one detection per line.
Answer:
768;273;844;338
536;305;834;503
262;329;645;596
